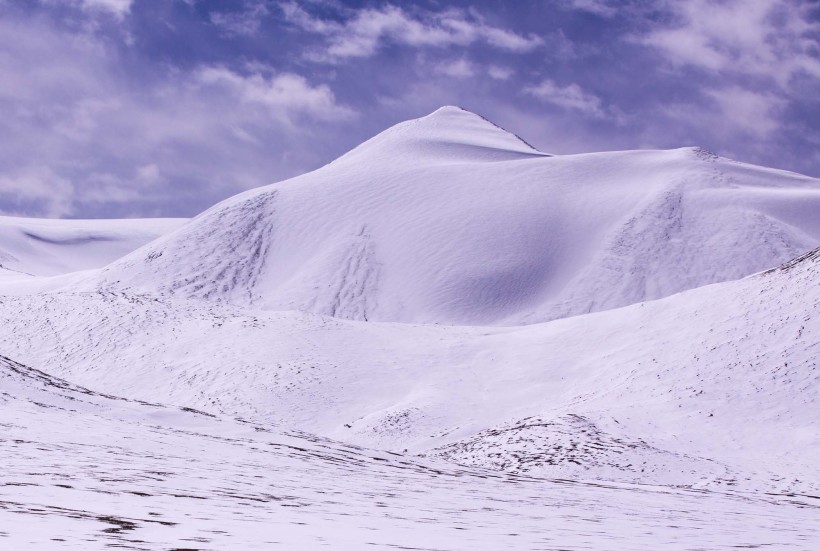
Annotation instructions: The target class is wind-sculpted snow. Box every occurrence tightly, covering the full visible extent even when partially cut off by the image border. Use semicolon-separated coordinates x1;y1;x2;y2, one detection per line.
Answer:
100;191;276;304
85;107;820;325
2;355;819;550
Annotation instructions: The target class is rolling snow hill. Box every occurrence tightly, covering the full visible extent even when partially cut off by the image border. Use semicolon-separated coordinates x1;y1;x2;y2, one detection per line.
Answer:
1;245;817;496
85;106;820;325
0;215;185;277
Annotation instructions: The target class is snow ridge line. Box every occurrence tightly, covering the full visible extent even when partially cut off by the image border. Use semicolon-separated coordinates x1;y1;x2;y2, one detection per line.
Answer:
763;246;820;275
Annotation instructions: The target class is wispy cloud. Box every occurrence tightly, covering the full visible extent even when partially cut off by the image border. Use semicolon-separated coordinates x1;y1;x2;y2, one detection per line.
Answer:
433;58;475;79
82;0;132;18
281;3;543;62
524;79;605;117
704;86;787;138
626;0;820;153
0;12;354;218
0;167;75;218
558;0;618;17
196;67;355;123
210;1;269;37
43;0;135;19
487;65;514;80
641;0;820;88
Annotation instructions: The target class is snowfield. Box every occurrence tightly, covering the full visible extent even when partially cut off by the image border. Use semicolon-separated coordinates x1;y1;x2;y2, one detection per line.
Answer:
1;107;818;549
3;355;818;550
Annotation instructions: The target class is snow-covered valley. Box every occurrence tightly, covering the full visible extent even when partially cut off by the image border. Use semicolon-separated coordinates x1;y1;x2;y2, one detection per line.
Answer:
1;107;818;549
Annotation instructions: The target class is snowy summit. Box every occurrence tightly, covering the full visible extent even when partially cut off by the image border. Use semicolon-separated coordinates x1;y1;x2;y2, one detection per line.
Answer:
82;107;820;325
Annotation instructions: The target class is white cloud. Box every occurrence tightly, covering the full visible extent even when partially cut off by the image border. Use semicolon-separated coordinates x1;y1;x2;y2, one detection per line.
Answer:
632;1;818;151
558;0;618;17
281;3;543;62
480;25;543;51
642;0;820;88
210;2;269;37
487;65;514;80
0;167;75;218
434;58;475;79
195;67;354;122
704;86;786;138
524;79;605;117
136;163;161;185
0;14;355;218
74;0;133;19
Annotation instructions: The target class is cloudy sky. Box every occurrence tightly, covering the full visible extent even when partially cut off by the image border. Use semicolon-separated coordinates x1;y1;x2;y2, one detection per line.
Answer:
1;0;818;218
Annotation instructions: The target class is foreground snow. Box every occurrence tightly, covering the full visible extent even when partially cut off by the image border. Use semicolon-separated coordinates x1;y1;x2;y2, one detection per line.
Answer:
3;355;818;550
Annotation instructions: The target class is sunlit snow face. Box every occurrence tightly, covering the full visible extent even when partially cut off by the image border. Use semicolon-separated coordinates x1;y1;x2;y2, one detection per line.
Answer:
0;0;818;218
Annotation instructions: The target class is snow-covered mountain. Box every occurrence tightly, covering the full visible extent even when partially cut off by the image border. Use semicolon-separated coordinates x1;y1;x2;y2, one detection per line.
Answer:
87;106;820;324
2;107;819;548
0;215;185;277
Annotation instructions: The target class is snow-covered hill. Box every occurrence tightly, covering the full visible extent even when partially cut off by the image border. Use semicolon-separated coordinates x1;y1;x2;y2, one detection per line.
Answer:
0;215;185;277
88;107;820;324
2;107;819;548
1;244;817;496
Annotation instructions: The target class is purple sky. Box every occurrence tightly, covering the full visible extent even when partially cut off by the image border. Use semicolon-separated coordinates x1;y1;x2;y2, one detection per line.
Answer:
1;0;818;218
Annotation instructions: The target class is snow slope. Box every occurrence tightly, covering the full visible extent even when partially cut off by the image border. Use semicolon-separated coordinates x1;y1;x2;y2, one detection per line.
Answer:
4;354;817;550
1;246;818;497
86;106;820;324
0;215;185;277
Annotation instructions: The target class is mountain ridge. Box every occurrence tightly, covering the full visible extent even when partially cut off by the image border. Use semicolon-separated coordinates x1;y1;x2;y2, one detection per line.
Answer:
328;105;547;167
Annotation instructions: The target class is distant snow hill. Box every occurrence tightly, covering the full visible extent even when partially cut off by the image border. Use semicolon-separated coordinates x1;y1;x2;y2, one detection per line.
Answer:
83;106;820;325
0;215;186;278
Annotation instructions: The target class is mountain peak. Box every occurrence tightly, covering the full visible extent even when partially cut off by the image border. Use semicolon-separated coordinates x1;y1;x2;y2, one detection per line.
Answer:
417;105;540;151
423;105;470;117
333;106;546;165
